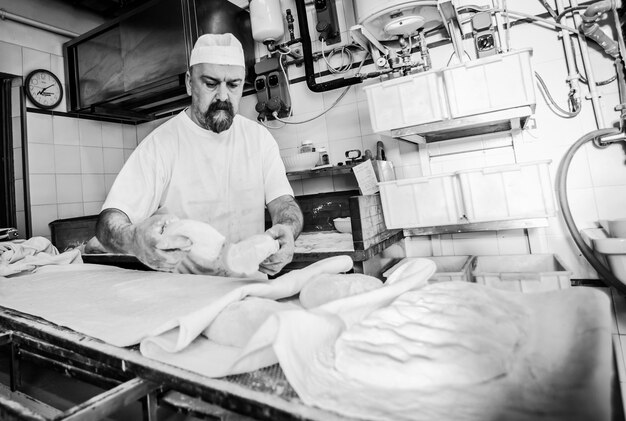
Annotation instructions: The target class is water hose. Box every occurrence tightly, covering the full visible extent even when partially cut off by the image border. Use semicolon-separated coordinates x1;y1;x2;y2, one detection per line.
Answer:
556;127;626;293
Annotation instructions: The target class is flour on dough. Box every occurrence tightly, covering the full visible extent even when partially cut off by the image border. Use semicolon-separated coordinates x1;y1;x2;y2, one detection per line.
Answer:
205;297;299;347
334;281;529;389
299;273;383;309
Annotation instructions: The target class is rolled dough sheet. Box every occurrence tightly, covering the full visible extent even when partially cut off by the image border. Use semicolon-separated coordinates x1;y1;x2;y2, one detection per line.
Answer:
0;256;355;377
294;232;354;254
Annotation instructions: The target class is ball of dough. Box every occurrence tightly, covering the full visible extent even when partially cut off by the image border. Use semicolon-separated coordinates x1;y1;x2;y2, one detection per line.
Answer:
205;297;299;347
299;273;383;309
161;219;225;262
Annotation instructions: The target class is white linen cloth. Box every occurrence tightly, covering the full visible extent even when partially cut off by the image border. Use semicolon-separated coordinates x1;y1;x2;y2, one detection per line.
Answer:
0;237;82;277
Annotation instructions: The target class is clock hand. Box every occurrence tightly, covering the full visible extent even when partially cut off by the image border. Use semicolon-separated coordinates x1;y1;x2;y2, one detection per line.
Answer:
37;85;53;95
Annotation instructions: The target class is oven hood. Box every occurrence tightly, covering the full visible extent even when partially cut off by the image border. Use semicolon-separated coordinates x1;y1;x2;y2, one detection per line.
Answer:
63;0;254;122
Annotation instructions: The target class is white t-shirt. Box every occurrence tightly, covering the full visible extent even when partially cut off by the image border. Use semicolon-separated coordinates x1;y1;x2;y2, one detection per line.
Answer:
102;111;293;243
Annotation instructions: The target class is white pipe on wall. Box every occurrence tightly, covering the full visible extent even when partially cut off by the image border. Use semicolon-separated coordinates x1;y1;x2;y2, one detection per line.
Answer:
0;8;78;38
555;0;582;113
568;0;606;128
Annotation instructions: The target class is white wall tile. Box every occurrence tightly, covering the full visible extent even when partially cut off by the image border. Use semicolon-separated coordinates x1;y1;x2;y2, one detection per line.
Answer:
295;113;328;145
356;100;374;137
14;179;24;212
103;148;124;174
271;122;299;150
325;103;361;141
564;187;600;230
11;86;21;117
404;237;433;257
53;116;80;145
30;174;57;205
82;174;106;202
13;148;23;181
0;41;23;76
136;121;156;142
50;55;65;87
22;48;50;76
80;147;104;174
78;119;102;147
83;201;104;216
30;204;58;238
12;116;22;148
27;113;53;143
56;174;83;204
497;229;530;254
105;174;117;195
122;125;138;149
16;211;26;238
595;185;626;221
102;123;124;148
290;82;325;115
58;203;85;219
587;141;626;188
28;143;55;173
123;148;134;162
302;177;334;195
451;232;499;256
328;137;363;167
54;145;81;174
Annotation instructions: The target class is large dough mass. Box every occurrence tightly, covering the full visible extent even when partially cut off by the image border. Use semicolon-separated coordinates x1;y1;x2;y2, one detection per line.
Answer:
205;297;299;347
299;273;383;309
334;281;529;389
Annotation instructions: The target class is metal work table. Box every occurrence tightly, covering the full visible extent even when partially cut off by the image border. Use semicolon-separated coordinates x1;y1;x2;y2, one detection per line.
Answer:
0;307;350;421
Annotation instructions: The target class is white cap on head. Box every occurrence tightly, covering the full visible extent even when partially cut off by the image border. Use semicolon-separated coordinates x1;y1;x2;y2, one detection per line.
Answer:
189;33;245;68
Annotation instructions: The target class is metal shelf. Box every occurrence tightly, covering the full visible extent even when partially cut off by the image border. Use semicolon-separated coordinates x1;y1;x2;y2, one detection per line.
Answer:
286;165;355;180
403;217;550;236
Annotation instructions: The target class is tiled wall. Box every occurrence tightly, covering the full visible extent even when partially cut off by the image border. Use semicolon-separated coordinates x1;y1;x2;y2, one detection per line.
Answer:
27;114;138;237
5;0;626;279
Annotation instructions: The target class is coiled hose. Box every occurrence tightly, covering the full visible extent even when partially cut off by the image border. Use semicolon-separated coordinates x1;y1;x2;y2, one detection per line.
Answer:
556;127;626;293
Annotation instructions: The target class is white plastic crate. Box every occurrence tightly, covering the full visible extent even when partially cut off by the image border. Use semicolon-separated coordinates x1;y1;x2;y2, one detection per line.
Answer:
443;48;535;118
363;70;448;132
362;48;534;133
378;173;464;229
457;160;555;222
383;256;474;283
472;254;572;293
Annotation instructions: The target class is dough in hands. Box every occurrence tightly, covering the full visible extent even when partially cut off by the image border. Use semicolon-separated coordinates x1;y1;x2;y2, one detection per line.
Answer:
299;273;383;309
205;297;299;347
334;281;529;389
161;220;278;277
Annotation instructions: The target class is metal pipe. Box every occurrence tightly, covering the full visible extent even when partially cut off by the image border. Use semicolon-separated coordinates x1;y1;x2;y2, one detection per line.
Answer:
579;0;619;58
555;0;581;113
294;0;362;92
569;0;606;128
0;8;78;38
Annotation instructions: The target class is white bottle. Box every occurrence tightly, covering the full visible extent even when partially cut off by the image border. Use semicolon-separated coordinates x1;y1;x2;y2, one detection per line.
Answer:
250;0;285;44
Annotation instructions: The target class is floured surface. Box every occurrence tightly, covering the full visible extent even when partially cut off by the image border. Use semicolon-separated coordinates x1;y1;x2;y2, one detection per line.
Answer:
0;264;259;347
294;232;354;254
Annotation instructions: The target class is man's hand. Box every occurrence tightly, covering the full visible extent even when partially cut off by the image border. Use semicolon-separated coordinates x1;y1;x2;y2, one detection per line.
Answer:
131;215;192;272
259;224;295;275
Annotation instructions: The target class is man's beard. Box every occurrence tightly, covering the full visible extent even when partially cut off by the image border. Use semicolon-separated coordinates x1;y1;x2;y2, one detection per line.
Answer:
197;100;234;133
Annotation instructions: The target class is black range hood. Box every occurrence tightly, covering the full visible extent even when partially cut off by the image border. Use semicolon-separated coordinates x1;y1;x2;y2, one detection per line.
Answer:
63;0;254;122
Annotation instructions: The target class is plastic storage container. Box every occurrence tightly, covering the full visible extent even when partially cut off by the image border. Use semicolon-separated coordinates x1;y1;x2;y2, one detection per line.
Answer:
378;160;554;229
457;160;555;222
362;48;534;133
378;172;464;228
363;70;448;132
472;254;572;292
443;48;535;118
384;255;474;283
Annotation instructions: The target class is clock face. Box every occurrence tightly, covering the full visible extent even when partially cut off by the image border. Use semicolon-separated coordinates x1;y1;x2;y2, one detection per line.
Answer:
26;70;63;109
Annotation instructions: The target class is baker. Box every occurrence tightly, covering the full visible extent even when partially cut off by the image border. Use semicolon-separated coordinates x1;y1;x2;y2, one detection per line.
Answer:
95;33;303;275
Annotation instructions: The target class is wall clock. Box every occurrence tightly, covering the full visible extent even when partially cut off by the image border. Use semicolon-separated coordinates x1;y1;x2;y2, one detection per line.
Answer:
25;69;63;109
